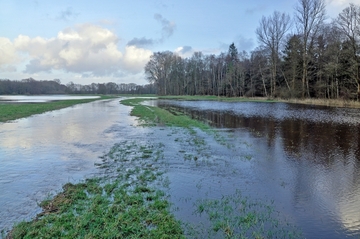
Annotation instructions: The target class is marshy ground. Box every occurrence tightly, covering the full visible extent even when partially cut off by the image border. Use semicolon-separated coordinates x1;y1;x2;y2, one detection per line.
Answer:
4;97;303;238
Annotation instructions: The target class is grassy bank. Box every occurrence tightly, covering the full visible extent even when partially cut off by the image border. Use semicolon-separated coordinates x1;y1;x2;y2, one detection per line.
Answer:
121;98;211;131
0;95;115;123
158;95;277;103
7;141;184;239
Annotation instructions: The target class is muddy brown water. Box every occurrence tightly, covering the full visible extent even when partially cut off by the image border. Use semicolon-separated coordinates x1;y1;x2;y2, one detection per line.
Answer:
1;98;360;238
148;99;360;238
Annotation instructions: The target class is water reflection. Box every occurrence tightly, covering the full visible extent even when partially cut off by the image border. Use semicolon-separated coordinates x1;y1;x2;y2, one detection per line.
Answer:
0;99;146;234
154;100;360;238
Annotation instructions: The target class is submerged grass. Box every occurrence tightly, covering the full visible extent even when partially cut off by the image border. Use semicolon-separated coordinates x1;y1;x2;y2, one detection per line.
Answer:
121;97;303;238
7;141;184;239
0;95;116;123
187;191;302;239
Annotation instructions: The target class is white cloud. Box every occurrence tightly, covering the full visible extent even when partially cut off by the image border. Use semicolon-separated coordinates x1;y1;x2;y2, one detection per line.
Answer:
325;0;360;17
10;23;153;78
0;37;19;71
175;46;194;58
122;45;152;73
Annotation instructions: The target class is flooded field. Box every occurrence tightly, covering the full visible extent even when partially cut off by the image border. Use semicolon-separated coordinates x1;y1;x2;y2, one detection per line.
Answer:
150;99;360;238
0;98;148;234
2;98;360;238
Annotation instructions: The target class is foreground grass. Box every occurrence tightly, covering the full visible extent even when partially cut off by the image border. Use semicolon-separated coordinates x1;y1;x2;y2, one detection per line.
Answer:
0;95;116;123
7;141;184;239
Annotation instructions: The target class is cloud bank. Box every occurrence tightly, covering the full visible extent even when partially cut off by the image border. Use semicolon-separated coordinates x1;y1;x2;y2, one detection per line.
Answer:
0;24;152;78
0;37;18;70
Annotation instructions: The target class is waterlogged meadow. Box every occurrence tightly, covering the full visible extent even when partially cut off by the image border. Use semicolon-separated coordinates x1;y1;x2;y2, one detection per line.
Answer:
120;98;302;238
5;97;304;239
8;141;183;238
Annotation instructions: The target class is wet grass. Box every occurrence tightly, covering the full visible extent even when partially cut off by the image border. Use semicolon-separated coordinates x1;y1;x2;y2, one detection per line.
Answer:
158;95;277;103
117;94;157;97
121;98;211;131
0;95;116;123
7;141;184;239
121;97;303;238
186;191;302;239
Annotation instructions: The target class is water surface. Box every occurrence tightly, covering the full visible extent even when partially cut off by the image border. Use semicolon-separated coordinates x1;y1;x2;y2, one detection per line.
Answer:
0;98;147;233
2;98;360;238
151;100;360;238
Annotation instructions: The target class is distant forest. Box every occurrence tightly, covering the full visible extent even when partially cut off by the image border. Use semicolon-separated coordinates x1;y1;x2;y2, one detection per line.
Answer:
0;78;156;95
145;2;360;100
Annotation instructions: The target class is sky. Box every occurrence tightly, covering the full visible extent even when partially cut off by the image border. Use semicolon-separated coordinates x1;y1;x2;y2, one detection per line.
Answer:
0;0;359;86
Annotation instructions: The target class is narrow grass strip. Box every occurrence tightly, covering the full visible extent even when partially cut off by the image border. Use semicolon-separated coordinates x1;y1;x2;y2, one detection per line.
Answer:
121;98;211;131
0;95;115;122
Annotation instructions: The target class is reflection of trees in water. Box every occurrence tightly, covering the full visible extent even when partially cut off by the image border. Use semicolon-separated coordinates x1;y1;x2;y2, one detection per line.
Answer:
280;120;360;168
163;103;360;170
160;102;360;235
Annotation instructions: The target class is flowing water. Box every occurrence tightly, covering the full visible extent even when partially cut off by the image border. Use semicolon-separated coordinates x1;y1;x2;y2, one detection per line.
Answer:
1;97;360;238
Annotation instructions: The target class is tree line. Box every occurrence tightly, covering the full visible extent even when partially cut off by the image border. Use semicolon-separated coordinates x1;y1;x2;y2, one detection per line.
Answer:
145;1;360;100
0;78;156;95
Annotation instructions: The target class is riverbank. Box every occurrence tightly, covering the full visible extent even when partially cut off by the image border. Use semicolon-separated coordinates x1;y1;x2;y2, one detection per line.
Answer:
0;95;116;123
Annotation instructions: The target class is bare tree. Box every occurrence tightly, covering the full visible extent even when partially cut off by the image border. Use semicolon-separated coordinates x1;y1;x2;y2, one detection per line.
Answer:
336;3;360;99
145;51;174;95
256;11;291;97
295;0;326;97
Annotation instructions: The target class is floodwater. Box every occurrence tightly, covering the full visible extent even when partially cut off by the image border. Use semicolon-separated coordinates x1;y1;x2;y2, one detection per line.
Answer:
0;98;148;234
150;100;360;239
2;98;360;238
0;95;100;103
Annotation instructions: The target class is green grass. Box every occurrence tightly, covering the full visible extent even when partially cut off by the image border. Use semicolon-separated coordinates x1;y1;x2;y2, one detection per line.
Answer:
121;98;211;131
117;94;157;97
0;95;116;122
186;191;302;239
158;95;277;103
8;141;184;239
